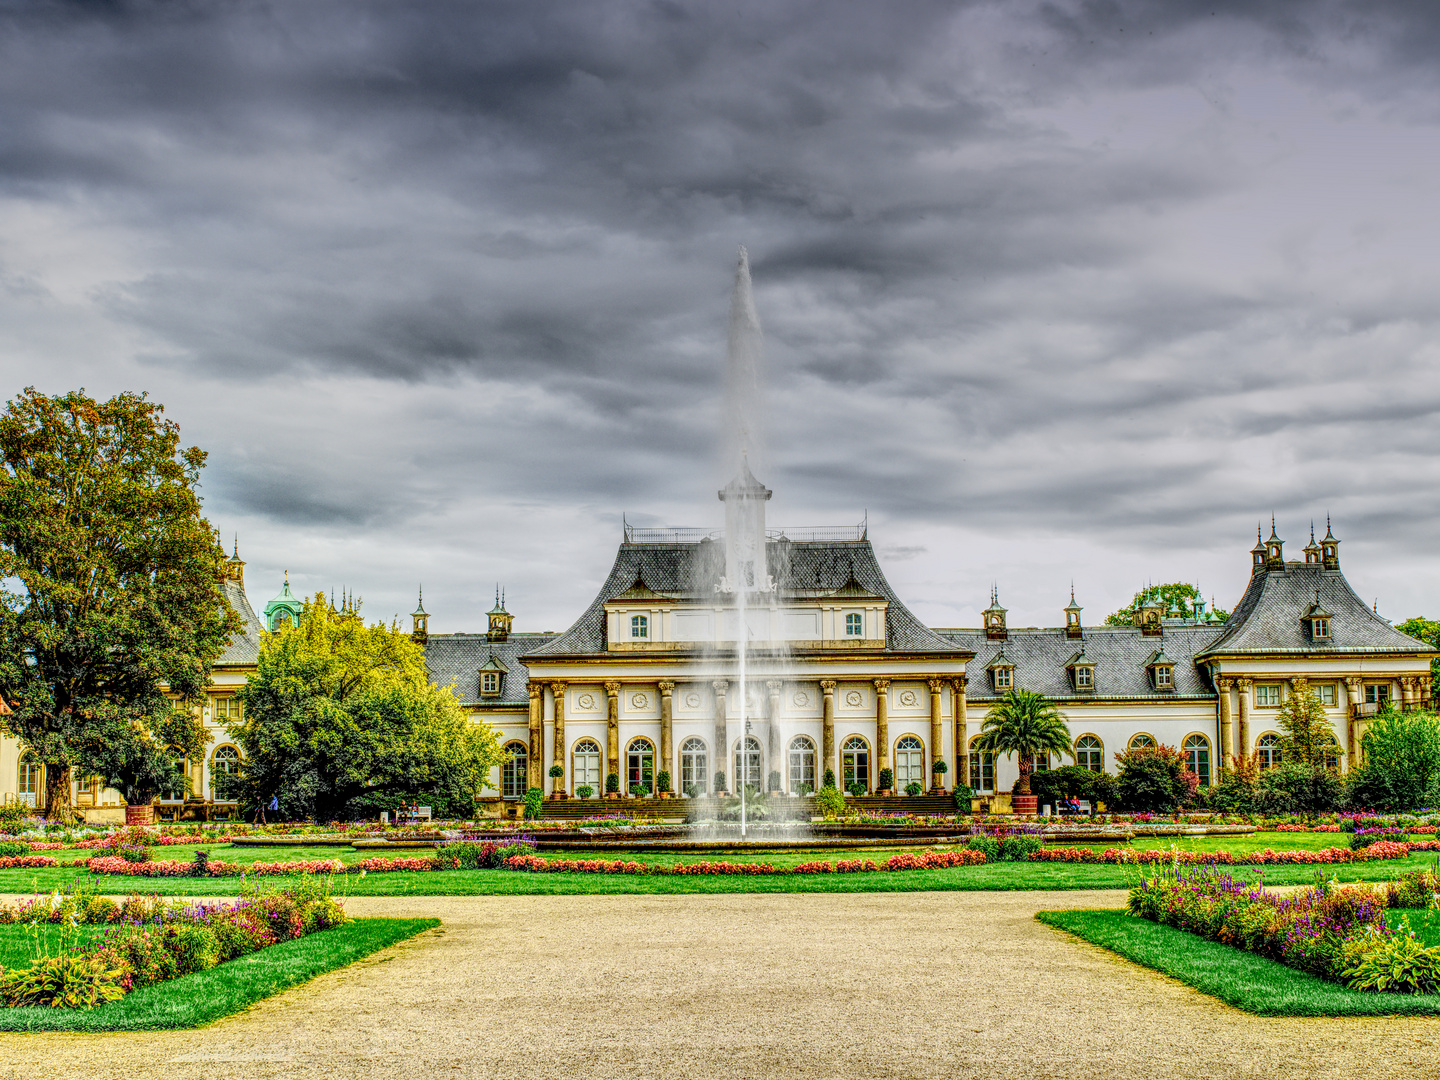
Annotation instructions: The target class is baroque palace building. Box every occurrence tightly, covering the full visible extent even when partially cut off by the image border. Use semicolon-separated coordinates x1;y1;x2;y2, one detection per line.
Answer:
0;474;1433;817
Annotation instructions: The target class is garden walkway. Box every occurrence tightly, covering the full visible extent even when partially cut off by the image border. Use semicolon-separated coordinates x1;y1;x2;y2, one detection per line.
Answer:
2;890;1436;1079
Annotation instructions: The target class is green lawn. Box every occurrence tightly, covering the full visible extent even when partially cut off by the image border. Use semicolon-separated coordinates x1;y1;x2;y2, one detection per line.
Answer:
1036;908;1440;1016
0;917;437;1031
0;924;106;968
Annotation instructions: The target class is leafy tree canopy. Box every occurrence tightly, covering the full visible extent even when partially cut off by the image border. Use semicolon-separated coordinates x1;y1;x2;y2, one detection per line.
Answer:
1398;617;1440;692
0;389;238;818
1105;583;1228;627
1347;709;1440;811
1275;677;1341;769
228;595;506;820
975;689;1073;796
1113;744;1196;812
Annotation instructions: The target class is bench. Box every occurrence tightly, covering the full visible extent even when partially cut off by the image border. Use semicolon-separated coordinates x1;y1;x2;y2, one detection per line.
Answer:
385;806;434;825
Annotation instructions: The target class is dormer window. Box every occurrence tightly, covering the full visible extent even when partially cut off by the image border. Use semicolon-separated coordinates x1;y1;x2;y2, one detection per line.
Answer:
845;612;863;636
1311;617;1330;641
631;614;648;639
993;667;1012;689
1154;665;1173;689
1074;666;1093;690
481;671;500;696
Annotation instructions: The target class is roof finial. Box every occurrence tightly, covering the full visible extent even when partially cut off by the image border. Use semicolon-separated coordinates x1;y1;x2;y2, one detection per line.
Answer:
233;533;238;559
1310;521;1315;543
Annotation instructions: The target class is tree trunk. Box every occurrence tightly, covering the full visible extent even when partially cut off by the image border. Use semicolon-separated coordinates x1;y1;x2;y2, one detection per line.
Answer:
43;764;77;823
1017;755;1032;796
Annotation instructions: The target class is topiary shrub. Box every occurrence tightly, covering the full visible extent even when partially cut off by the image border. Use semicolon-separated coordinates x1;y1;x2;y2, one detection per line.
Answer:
576;785;595;799
952;784;974;811
713;771;727;793
847;781;867;797
548;764;565;780
877;768;894;792
683;783;701;798
823;769;836;789
904;782;923;796
933;759;948;775
656;771;672;794
606;773;621;794
523;787;544;819
815;786;846;820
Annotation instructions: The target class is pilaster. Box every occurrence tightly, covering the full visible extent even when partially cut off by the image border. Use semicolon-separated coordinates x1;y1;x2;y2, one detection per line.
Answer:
820;680;837;784
928;678;945;793
658;680;675;792
604;680;622;788
550;681;568;795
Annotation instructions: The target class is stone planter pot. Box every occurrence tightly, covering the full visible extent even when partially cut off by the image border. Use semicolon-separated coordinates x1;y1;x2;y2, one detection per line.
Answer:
877;789;893;796
125;804;156;826
1011;794;1038;815
658;792;673;799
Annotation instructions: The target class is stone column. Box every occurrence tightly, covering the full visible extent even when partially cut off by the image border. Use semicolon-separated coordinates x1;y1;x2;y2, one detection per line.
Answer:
1216;677;1233;767
1423;676;1434;711
550;681;568;795
953;676;968;788
605;680;622;793
527;680;543;790
820;680;837;785
1235;678;1252;764
1401;676;1417;712
928;678;945;793
874;678;891;788
658;680;675;794
1344;676;1363;767
712;680;729;793
766;680;783;791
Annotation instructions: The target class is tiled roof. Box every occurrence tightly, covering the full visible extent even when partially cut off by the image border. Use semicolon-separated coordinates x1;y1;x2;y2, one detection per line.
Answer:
935;625;1226;702
1197;562;1436;658
527;539;966;658
425;633;557;706
215;579;261;666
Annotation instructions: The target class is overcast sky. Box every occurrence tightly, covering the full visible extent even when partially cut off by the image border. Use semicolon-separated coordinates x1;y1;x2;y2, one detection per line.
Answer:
3;0;1440;634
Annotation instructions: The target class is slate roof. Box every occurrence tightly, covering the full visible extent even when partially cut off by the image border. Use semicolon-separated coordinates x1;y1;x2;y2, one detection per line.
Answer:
935;625;1226;702
425;632;557;706
528;539;966;658
215;578;261;666
1197;562;1436;658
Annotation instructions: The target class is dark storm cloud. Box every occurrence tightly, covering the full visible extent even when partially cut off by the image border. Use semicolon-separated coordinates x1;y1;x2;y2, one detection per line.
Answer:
2;0;1440;628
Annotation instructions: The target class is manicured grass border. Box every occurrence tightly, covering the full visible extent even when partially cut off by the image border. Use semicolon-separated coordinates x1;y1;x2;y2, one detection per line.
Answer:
0;917;438;1031
1036;908;1440;1017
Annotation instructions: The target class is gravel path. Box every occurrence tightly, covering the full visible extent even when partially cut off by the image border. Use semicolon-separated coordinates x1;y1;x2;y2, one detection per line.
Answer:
1;890;1435;1079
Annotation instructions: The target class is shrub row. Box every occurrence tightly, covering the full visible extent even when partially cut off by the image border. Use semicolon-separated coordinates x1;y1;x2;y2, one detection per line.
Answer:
84;841;538;878
1127;864;1440;993
1029;843;1423;865
499;850;987;876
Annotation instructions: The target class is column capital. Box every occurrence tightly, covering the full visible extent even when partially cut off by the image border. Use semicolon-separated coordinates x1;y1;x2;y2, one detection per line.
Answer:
657;680;676;694
527;680;543;700
1344;675;1364;689
712;679;729;695
766;679;783;693
952;674;968;692
604;680;622;695
819;679;837;694
927;678;945;693
1217;676;1233;691
1236;677;1253;692
549;680;568;694
873;678;891;692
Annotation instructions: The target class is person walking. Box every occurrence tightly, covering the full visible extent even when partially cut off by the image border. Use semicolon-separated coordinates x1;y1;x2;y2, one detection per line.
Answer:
267;794;279;822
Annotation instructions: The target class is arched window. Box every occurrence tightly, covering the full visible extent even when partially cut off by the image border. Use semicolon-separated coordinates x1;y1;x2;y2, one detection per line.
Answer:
1075;736;1104;772
1183;734;1211;787
788;736;816;792
680;737;708;795
845;612;863;636
631;614;648;640
211;745;241;799
1128;734;1156;750
968;738;995;794
1323;736;1341;773
841;736;870;792
734;735;763;793
572;739;601;792
1257;733;1281;771
626;738;655;791
17;754;41;808
894;735;925;789
502;741;528;799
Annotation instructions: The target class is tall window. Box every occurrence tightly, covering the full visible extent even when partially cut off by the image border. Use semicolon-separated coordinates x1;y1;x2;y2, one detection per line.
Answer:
213;695;244;722
734;736;763;793
1128;734;1156;750
894;735;925;789
1183;734;1211;787
845;613;863;636
1314;683;1337;707
1323;737;1341;772
77;774;92;795
573;739;601;791
993;667;1012;690
1255;683;1282;707
788;736;816;792
1366;683;1390;705
680;737;708;795
1257;733;1282;771
631;614;648;639
1075;736;1103;772
212;746;241;799
158;758;186;802
17;756;41;808
968;739;995;793
481;671;499;695
627;738;655;790
841;736;870;792
502;741;528;798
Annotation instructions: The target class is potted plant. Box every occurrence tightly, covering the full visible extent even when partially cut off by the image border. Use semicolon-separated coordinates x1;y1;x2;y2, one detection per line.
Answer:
576;785;595;800
823;768;836;789
656;770;673;799
548;763;566;799
877;768;894;796
905;781;923;796
605;773;621;799
846;781;866;797
931;758;948;794
713;770;727;796
629;781;651;798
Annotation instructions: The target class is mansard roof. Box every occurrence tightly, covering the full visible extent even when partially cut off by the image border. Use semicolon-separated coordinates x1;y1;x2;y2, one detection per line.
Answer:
527;539;965;658
425;632;557;706
215;578;262;666
936;624;1225;702
1196;562;1435;658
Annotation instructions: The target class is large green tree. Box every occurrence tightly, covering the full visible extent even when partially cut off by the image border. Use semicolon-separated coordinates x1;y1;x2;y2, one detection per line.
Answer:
1275;677;1340;769
0;389;238;819
974;688;1073;797
228;594;506;820
1105;583;1228;626
1398;617;1440;697
1346;709;1440;811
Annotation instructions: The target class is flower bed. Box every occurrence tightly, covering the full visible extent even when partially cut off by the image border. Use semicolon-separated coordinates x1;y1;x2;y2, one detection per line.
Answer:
1030;843;1420;866
500;849;987;876
1126;864;1440;993
0;855;58;869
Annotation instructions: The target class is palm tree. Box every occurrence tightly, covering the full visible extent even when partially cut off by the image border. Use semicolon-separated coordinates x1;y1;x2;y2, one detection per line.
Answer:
974;688;1073;797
